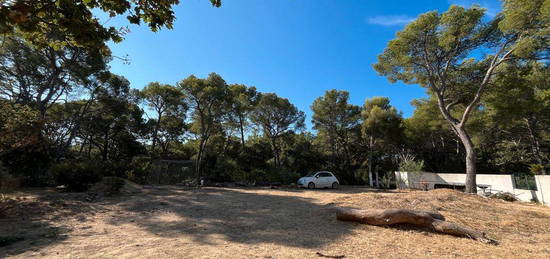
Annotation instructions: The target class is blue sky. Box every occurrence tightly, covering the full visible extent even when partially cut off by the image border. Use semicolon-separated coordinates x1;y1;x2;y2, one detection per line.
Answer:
105;0;501;127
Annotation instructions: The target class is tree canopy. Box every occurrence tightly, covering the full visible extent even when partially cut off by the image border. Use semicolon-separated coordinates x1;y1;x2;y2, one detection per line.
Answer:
0;0;222;51
0;0;548;192
373;0;549;192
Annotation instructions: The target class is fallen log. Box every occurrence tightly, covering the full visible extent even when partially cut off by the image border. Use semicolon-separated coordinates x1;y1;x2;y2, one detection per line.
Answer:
336;208;497;245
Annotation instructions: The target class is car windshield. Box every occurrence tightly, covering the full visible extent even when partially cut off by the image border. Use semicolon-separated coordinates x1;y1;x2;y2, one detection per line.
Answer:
306;172;318;177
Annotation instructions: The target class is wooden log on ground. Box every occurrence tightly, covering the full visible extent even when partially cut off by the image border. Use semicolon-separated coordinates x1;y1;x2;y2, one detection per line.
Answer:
336;208;497;245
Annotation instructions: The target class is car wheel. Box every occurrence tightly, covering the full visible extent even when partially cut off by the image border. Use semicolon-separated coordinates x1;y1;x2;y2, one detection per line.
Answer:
332;182;339;189
308;182;315;189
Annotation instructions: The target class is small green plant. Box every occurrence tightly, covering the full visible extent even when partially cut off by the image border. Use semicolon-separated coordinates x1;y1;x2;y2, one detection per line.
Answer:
396;151;425;189
398;154;424;172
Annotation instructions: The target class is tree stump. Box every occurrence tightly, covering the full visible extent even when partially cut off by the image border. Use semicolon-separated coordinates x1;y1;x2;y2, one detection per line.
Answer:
336;208;497;245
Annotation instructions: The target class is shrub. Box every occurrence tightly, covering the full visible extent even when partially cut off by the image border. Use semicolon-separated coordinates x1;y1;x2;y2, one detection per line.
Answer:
50;160;102;192
529;164;545;175
1;142;55;187
398;157;424;172
125;156;152;184
0;172;20;193
213;157;241;182
229;168;252;184
280;171;300;185
490;192;518;202
264;168;283;183
248;168;267;184
0;163;20;193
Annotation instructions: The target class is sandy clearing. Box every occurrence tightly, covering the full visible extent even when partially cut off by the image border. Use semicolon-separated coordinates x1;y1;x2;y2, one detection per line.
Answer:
1;186;550;258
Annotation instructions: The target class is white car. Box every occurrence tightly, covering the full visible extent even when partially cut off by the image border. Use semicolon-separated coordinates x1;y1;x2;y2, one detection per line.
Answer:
297;171;339;189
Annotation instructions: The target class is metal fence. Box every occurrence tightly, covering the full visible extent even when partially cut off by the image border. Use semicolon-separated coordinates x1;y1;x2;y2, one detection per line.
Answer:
513;174;537;190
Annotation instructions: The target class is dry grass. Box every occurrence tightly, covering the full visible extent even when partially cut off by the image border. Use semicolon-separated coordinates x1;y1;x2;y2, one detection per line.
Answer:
1;186;550;258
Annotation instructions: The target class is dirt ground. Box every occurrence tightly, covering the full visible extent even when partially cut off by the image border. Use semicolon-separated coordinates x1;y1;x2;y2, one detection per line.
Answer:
1;185;550;258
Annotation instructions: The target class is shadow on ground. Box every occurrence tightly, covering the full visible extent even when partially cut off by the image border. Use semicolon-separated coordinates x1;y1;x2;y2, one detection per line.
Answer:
1;186;396;256
0;189;96;257
107;186;359;248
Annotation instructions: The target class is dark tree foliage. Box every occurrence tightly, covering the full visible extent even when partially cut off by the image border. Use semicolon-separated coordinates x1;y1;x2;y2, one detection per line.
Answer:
1;0;548;191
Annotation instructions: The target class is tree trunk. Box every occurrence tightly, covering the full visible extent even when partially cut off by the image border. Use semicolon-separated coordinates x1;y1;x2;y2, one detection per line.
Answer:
368;136;374;187
196;108;207;187
152;113;162;151
454;126;477;193
87;135;93;158
62;91;97;158
525;117;547;175
374;165;380;188
271;137;280;169
336;208;497;244
239;115;246;149
196;137;207;186
102;129;109;161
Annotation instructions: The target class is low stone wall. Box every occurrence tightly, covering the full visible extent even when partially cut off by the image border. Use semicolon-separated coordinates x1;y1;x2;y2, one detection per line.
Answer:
395;171;550;206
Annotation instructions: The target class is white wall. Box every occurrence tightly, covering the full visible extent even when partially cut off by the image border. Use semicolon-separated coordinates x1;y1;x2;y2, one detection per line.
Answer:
395;172;514;193
514;189;536;202
535;175;550;206
395;171;549;206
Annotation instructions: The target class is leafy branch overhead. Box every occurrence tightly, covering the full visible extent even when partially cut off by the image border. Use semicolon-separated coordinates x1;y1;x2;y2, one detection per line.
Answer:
0;0;221;51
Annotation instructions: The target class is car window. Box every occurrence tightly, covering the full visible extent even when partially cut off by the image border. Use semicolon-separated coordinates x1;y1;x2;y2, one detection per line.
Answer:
320;173;331;177
306;172;317;177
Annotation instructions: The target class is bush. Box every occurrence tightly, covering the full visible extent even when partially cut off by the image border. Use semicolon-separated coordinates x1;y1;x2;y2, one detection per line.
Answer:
490;192;518;202
398;152;424;172
398;158;424;172
1;142;55;187
0;163;20;193
0;172;20;193
125;156;152;184
529;164;545;175
50;160;102;192
248;168;268;184
229;168;252;184
280;171;300;185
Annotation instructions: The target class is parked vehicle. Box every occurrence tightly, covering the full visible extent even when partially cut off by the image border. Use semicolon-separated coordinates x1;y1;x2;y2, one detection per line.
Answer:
297;171;339;189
